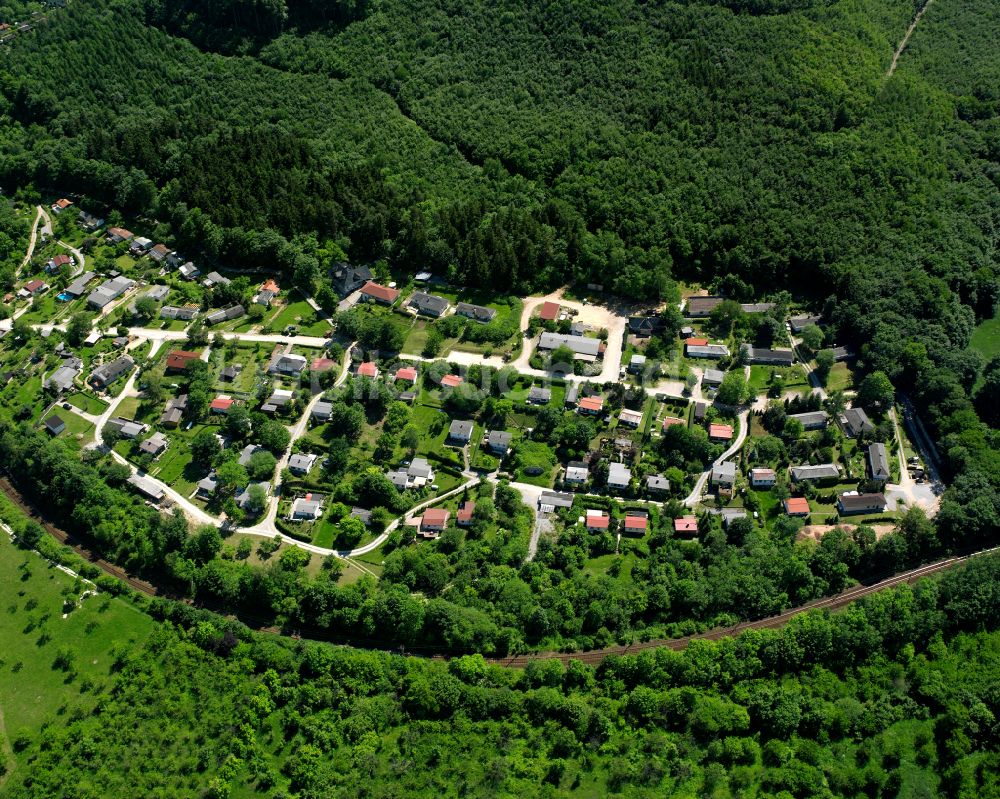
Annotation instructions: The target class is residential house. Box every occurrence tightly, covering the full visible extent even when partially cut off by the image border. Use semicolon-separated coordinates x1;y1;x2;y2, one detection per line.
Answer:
64;271;96;298
487;430;512;456
564;462;589;484
160;395;187;427
837;492;888;515
139;432;169;457
570;322;587;336
331;263;373;296
203;271;231;288
395;366;418;384
386;458;434;490
87;276;135;310
685;342;730;359
831;346;854;362
708;423;733;442
311;401;333;423
236;482;271;511
209;396;235;414
253;289;276;307
750;467;777;488
646;474;670;494
160;305;199;321
44;361;81;393
680;326;695;338
719;508;748;529
784;497;811;517
78;211;104;232
528;386;551;404
627;316;665;337
565;384;579;406
702;368;725;386
608;462;631;490
538;332;601;362
178;262;201;281
789;411;829;430
89;356;134;390
288;453;318;475
684;296;724;317
220;365;242;382
359;281;399;305
310;357;336;374
790;463;841;483
441;374;463;388
166;253;185;269
290;496;323;521
127;474;164;504
585;511;610;531
841;407;874;437
456;501;476;527
407;291;451;318
106;227;133;244
51;198;73;213
148;244;171;263
205;305;245;325
868;442;891;482
711;461;736;489
624;514;648;535
43;416;66;435
448;420;474;444
129;236;153;255
350;507;372;526
662;416;686;431
674;516;698;535
238;444;264;467
420;508;450;534
46;253;72;273
165;350;201;373
790;315;822;333
538;491;574;512
742;344;795;366
262;388;294;413
104;416;144;439
128;284;170;313
578;395;604;415
270;352;307;376
740;302;776;314
357;361;379;379
628;353;646;374
456;302;497;323
197;473;218;498
19;279;48;298
538;301;560;321
619;408;643;428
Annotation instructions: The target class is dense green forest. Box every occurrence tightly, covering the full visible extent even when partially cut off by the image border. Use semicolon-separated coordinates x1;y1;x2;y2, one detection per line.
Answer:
4;512;1000;798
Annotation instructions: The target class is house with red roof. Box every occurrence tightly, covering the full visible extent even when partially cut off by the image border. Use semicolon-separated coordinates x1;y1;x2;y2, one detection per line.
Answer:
538;301;560;321
165;350;201;372
421;508;450;534
661;416;686;431
210;396;235;414
260;279;280;294
311;357;336;373
674;516;698;535
441;374;463;388
578;395;604;415
395;366;418;383
784;497;811;517
51;198;73;213
357;361;379;379
20;279;48;297
456;501;476;527
585;512;610;531
709;423;734;442
685;337;708;347
624;515;648;534
46;253;72;273
360;281;400;305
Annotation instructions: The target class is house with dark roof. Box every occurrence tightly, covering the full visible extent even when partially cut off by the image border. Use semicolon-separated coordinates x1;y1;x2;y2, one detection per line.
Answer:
139;432;169;457
160;305;199;321
841;407;874;437
790;463;840;482
64;271;97;298
684;296;724;317
789;411;828;430
538;491;574;512
205;305;245;325
408;291;450;317
646;474;669;494
740;303;776;314
456;302;497;323
742;344;795;366
331;263;373;296
868;442;891;481
627;316;665;337
89;356;134;389
487;430;512;455
538;332;601;361
528;386;551;404
43;416;66;435
790;315;822;333
448;420;474;443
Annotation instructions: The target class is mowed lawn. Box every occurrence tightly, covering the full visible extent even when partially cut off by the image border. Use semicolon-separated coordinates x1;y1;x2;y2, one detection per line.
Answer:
0;531;154;742
970;311;999;390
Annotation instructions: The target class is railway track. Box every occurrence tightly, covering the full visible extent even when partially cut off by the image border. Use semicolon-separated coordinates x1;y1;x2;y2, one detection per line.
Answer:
2;476;993;666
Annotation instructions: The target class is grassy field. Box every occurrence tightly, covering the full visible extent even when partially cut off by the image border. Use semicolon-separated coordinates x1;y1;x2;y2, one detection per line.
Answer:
267;296;331;337
748;364;812;395
66;391;108;415
970;311;999;390
0;527;154;771
825;361;855;393
41;411;94;447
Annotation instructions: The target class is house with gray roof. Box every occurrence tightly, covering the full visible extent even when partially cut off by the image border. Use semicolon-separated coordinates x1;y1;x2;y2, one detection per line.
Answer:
64;271;97;297
205;305;245;325
790;315;822;333
139;432;169;457
538;491;574;511
487;430;512;455
868;442;891;481
607;462;631;490
742;344;795;366
87;276;135;309
646;474;670;494
104;416;145;439
740;303;776;314
288;453;318;474
290;496;322;521
837;492;887;515
203;271;231;288
236;482;270;511
456;302;497;323
538;332;602;361
89;356;134;390
44;362;81;393
564;461;589;484
711;461;736;487
448;419;474;443
160;305;199;321
790;463;841;483
311;401;333;423
703;368;725;386
408;291;450;317
788;410;829;430
127;474;164;503
686;344;730;359
841;407;874;437
269;353;307;375
528;386;551;404
685;296;724;317
331;263;373;296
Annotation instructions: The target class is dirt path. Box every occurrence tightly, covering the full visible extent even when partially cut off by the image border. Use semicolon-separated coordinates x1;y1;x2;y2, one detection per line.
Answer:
887;0;934;78
17;205;45;275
